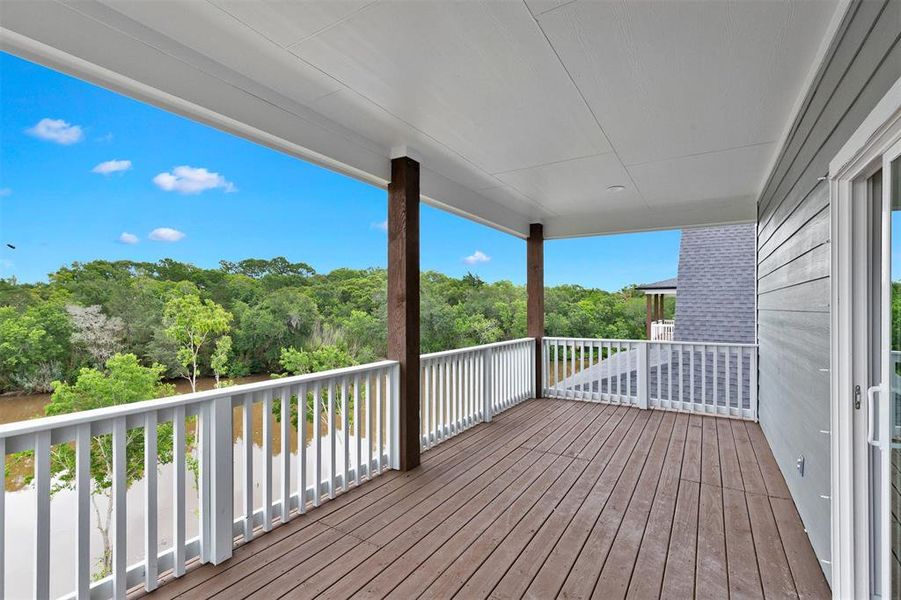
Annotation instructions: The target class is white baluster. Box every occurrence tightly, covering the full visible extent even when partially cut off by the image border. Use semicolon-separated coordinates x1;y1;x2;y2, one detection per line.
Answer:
199;404;211;562
263;389;273;528
299;383;307;513
313;381;321;505
34;430;50;600
243;395;254;539
353;376;361;484
726;347;732;413
713;347;719;412
423;364;430;448
376;370;383;474
365;376;372;479
329;379;336;499
664;346;670;407
281;386;291;523
738;347;745;418
112;417;127;598
750;347;758;421
144;411;158;591
702;345;707;409
173;406;186;577
342;376;349;490
390;365;400;470
75;424;90;598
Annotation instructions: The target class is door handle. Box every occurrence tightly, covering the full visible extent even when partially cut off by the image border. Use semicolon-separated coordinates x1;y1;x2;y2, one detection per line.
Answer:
868;385;883;446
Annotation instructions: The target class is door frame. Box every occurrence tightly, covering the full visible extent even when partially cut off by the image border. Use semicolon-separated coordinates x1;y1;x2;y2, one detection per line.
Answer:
830;77;901;599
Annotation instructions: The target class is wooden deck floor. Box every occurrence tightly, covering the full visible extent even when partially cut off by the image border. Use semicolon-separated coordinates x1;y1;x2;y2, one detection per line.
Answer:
143;399;830;599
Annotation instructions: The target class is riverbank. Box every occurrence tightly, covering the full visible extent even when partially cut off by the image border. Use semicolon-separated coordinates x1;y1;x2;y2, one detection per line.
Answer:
0;373;276;425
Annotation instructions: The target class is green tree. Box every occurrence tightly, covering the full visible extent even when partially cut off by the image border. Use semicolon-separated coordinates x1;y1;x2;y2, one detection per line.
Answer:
276;345;357;428
41;354;177;578
340;310;385;362
0;256;667;395
0;301;72;392
211;335;232;387
163;294;233;392
66;304;125;369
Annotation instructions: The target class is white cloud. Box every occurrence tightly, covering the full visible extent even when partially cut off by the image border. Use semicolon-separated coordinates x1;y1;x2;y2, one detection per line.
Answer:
463;250;491;265
148;227;185;242
153;166;236;194
26;118;84;145
371;219;388;232
0;188;11;197
93;159;132;175
118;232;139;245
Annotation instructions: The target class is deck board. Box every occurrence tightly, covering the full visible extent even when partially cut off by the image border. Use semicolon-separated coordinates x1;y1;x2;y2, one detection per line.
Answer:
626;413;688;599
140;399;829;600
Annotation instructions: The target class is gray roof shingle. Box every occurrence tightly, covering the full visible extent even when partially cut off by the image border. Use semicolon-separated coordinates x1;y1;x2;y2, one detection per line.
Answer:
673;224;756;344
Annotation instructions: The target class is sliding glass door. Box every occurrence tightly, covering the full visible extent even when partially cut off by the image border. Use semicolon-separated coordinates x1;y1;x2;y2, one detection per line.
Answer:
874;139;901;599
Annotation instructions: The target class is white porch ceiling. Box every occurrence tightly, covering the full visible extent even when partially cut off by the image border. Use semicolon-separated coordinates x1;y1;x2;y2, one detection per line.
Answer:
0;0;841;238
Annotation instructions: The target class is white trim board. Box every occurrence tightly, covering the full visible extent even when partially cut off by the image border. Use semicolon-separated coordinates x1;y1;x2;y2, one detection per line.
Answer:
829;77;901;600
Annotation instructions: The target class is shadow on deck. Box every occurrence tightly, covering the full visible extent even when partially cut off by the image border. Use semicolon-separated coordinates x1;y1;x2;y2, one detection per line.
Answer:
139;398;829;599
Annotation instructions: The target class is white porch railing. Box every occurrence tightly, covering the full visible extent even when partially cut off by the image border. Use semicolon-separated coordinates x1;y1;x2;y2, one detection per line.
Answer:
3;333;763;598
419;338;535;450
0;361;398;600
542;337;757;420
650;319;674;341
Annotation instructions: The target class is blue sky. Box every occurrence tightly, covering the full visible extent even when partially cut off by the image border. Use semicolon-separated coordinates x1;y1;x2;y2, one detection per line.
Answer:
0;51;681;290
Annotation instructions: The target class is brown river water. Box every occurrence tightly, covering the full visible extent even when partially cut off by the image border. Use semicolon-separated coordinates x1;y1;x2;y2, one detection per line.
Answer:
1;375;377;599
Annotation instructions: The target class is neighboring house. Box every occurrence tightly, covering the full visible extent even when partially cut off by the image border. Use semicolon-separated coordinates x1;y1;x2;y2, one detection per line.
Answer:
638;224;756;343
566;225;757;417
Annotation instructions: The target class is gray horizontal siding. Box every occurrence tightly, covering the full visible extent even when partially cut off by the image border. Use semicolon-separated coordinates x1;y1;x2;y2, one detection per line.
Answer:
756;0;901;584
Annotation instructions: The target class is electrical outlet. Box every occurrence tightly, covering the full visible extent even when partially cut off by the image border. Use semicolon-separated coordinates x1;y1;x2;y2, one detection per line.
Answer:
797;455;805;476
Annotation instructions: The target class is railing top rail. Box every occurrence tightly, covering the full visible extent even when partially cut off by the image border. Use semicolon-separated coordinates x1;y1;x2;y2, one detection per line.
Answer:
542;336;757;349
420;337;534;360
0;359;399;439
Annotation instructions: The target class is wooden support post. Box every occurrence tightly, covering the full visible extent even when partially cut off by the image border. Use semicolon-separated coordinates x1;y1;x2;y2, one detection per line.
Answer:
645;294;652;339
387;157;420;471
527;223;544;398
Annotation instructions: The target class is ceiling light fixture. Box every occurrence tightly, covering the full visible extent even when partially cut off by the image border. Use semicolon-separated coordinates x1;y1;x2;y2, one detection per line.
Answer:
607;185;626;192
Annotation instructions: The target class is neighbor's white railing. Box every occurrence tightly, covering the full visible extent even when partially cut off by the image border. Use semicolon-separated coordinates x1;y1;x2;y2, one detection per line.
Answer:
650;320;674;341
543;337;757;420
0;360;399;600
420;338;535;450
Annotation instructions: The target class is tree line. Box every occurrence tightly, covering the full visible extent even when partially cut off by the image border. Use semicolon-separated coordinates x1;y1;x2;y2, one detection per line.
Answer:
0;256;667;395
1;256;671;579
